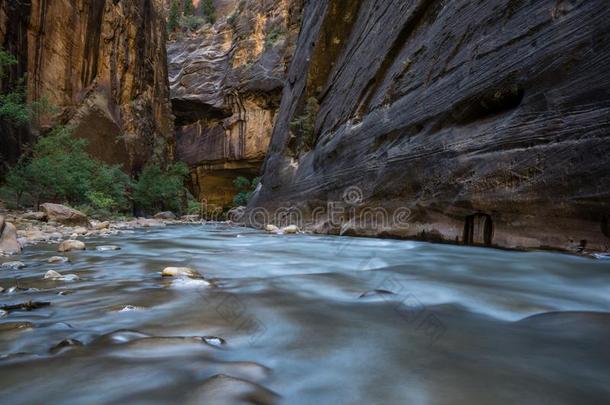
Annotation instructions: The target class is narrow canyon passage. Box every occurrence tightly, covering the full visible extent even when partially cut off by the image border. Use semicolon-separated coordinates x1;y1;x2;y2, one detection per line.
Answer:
0;225;609;404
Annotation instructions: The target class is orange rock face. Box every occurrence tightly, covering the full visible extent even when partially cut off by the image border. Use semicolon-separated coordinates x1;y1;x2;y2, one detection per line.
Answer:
0;0;173;174
168;0;302;209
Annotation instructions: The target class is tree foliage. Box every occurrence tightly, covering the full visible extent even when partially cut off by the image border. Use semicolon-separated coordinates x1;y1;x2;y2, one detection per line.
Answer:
232;176;260;207
132;162;189;213
168;0;180;33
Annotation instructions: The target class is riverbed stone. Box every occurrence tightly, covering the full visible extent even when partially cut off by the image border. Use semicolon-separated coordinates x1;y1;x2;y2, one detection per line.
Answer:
41;203;90;227
280;225;299;234
21;211;46;221
44;270;62;279
1;261;26;269
48;256;70;264
161;267;200;278
265;224;280;233
58;240;86;252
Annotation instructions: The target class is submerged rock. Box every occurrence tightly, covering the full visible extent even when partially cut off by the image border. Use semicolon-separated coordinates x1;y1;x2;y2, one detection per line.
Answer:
48;256;70;264
201;336;227;348
58;240;86;252
359;289;395;298
49;338;83;354
1;261;26;270
96;245;121;251
41;203;90;227
185;374;279;405
44;270;79;281
44;270;63;279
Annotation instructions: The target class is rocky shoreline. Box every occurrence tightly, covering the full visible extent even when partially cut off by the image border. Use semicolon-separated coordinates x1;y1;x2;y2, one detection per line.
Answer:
0;203;204;257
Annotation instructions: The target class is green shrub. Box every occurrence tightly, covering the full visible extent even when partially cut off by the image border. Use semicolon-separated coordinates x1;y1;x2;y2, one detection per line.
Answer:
0;48;28;126
132;162;189;214
290;97;320;150
0;47;17;78
183;0;194;15
168;0;180;33
1;126;132;210
265;27;285;49
182;15;206;31
232;176;260;207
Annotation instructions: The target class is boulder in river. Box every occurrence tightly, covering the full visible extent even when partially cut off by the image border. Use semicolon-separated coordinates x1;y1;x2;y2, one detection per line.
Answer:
265;224;280;233
58;240;86;252
161;267;200;278
280;225;299;234
44;270;79;281
41;203;90;227
154;211;177;220
0;216;21;255
92;221;110;230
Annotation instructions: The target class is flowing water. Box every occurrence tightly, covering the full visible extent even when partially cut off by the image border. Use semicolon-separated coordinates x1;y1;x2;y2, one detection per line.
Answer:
0;224;609;404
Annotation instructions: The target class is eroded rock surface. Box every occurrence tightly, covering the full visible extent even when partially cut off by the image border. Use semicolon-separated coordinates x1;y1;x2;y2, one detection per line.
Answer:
250;0;610;252
0;0;173;173
168;0;303;208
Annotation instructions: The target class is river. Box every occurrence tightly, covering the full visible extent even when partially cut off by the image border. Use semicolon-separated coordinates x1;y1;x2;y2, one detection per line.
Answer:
0;224;609;404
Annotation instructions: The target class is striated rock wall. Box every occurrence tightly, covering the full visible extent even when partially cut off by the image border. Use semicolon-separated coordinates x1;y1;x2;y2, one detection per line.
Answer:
251;0;610;253
168;0;302;208
0;0;173;174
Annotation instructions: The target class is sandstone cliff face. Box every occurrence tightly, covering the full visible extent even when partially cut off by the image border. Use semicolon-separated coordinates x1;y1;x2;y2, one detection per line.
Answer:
0;0;173;174
251;0;610;253
168;0;302;208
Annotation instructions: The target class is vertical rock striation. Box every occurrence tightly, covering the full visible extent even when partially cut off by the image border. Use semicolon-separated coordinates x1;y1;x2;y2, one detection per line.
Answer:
251;0;610;252
168;0;302;208
0;0;173;174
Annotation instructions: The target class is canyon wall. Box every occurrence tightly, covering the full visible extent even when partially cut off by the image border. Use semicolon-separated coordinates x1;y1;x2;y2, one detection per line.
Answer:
0;0;173;174
168;0;302;208
250;0;610;253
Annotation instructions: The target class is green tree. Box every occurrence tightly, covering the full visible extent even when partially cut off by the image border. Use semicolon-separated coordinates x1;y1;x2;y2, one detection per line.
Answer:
0;47;17;78
133;162;189;213
0;48;28;126
200;0;216;23
232;176;259;207
168;0;180;33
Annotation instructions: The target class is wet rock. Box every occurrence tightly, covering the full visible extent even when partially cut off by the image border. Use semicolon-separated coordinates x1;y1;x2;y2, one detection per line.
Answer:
1;261;26;270
25;230;48;242
0;216;21;254
117;305;143;312
41;203;90;227
0;309;7;318
44;270;63;279
161;267;201;278
49;338;83;354
44;270;79;281
0;286;4;293
359;289;396;298
48;256;70;264
227;207;246;222
21;211;46;221
280;225;299;234
592;253;610;260
185;374;279;405
96;245;121;251
181;214;200;222
58;240;86;252
57;290;74;296
1;301;51;311
154;211;177;220
265;224;280;233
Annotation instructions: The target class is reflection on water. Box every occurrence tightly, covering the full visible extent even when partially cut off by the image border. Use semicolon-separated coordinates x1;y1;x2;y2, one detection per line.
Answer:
0;224;609;404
